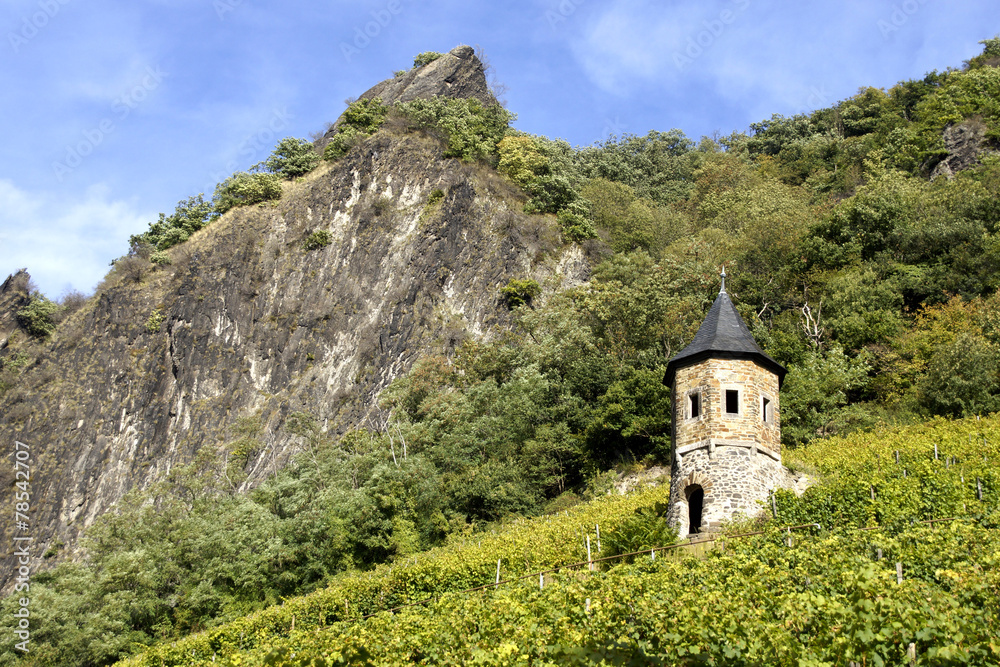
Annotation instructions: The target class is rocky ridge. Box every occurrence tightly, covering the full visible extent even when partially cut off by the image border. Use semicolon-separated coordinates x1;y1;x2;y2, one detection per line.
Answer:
0;50;588;589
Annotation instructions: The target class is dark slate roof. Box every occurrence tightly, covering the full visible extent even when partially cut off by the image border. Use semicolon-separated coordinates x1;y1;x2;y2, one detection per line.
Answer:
663;283;787;387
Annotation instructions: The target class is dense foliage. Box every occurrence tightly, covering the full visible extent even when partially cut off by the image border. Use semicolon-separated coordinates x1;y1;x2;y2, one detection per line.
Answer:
127;194;215;252
212;171;283;215
15;294;59;338
263;137;321;178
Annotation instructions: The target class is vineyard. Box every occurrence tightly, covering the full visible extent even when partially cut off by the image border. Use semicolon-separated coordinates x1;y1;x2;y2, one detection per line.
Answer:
116;415;1000;666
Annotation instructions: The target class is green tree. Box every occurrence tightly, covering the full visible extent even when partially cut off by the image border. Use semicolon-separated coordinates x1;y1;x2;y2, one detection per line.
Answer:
918;332;1000;418
780;346;871;446
323;98;390;160
16;293;60;337
213;172;283;215
395;97;514;162
264;137;320;178
575;130;699;203
129;194;216;251
413;51;443;67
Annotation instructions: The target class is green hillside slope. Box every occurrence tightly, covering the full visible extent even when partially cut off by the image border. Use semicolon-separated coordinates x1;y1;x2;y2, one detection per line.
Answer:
117;415;1000;666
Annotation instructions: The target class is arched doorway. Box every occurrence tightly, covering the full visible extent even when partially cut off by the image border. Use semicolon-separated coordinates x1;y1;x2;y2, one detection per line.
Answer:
685;485;704;534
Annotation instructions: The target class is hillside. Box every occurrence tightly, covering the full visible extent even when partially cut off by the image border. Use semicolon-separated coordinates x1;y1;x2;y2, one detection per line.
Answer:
1;38;1000;665
109;414;1000;666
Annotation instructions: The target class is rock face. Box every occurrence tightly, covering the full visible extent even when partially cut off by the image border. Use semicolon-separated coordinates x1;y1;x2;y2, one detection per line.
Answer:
0;271;31;351
0;127;586;589
931;118;994;179
324;45;496;141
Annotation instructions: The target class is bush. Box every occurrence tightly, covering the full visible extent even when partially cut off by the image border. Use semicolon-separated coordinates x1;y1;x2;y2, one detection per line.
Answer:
601;502;677;559
498;135;550;186
114;255;150;284
557;209;597;242
500;279;541;309
413;51;443;67
323;98;389;161
264;137;320;178
213;172;283;215
149;250;172;266
303;230;333;251
16;294;59;338
371;195;393;217
129;195;216;252
58;290;88;315
145;309;165;334
395;97;514;162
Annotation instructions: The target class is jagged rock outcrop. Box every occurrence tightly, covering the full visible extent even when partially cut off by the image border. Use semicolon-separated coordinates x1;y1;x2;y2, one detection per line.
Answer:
324;45;496;141
931;118;996;179
0;127;588;589
0;271;31;351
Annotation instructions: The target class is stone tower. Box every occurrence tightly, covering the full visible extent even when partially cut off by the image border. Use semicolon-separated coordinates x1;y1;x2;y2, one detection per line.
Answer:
663;270;790;536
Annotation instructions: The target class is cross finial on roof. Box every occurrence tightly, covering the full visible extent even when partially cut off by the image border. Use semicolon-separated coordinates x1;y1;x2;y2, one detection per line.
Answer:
720;265;727;294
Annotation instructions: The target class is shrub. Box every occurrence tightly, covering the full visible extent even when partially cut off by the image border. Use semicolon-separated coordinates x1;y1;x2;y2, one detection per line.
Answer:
129;195;215;252
371;195;393;217
601;502;677;559
427;188;445;205
114;255;150;284
413;51;443;67
149;251;172;266
323;98;389;161
145;310;165;334
263;137;320;178
395;97;514;162
524;174;579;214
58;290;88;315
500;279;541;309
213;172;283;215
303;230;333;251
497;135;550;186
557;209;598;242
342;97;390;134
16;294;59;338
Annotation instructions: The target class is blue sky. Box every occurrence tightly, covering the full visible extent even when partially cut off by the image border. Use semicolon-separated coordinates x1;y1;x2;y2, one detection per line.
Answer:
1;0;995;299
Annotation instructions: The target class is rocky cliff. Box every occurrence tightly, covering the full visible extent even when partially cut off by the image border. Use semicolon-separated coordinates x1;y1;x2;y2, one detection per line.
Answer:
0;55;589;588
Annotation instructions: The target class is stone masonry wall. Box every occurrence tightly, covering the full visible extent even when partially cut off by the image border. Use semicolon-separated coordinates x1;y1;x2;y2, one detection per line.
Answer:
673;358;780;455
666;447;796;535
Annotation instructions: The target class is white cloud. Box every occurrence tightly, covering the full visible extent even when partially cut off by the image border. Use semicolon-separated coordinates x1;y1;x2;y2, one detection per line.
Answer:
566;0;918;117
0;180;154;298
